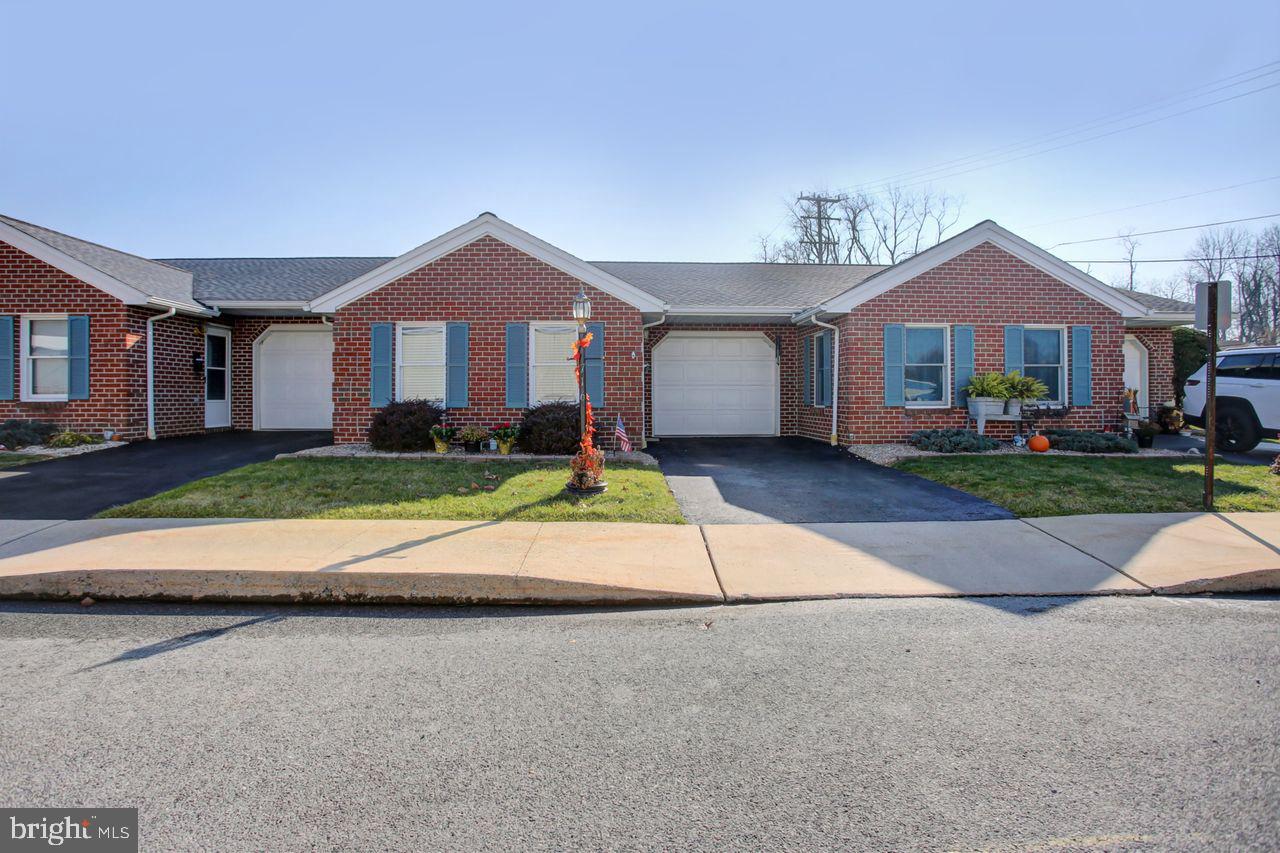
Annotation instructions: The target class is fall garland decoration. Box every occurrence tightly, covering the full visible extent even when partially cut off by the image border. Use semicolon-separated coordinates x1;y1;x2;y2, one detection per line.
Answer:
567;331;606;492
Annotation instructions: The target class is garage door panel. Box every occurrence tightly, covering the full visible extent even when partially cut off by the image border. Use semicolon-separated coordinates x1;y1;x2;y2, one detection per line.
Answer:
653;333;778;436
258;330;334;430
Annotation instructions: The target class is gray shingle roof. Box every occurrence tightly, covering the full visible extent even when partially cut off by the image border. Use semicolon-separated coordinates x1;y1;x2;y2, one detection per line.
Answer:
1114;288;1194;313
0;214;197;307
160;257;392;302
591;261;889;308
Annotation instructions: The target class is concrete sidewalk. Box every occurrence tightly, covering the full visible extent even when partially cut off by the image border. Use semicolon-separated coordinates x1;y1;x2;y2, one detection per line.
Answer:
0;513;1276;605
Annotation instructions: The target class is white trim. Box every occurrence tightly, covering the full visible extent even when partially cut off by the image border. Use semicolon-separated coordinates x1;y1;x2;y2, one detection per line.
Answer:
528;321;580;406
1123;333;1150;414
903;323;951;409
666;305;803;316
307;213;667;314
818;220;1153;318
251;324;334;431
1023;324;1068;406
394;321;447;403
650;330;780;437
19;314;70;402
203;326;232;429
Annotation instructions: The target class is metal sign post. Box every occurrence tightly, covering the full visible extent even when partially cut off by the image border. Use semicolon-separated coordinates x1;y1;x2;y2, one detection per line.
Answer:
1203;281;1217;510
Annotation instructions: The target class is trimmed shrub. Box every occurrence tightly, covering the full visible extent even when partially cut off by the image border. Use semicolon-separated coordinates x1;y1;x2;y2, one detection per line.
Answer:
1044;429;1138;454
0;419;60;450
367;400;445;451
908;429;1000;453
46;431;104;449
518;402;592;455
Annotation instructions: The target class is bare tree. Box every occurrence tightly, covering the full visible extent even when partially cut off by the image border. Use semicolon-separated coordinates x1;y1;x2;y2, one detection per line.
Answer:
1118;229;1139;290
758;186;963;265
1182;226;1280;343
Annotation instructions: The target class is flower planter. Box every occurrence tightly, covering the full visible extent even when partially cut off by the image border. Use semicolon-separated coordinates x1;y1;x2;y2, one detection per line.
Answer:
1136;433;1155;449
497;439;514;455
1005;399;1022;417
463;441;483;453
432;438;450;454
967;397;1006;419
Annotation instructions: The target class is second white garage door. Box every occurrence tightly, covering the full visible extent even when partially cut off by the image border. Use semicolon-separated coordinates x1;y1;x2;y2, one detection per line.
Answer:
652;332;778;436
255;327;334;429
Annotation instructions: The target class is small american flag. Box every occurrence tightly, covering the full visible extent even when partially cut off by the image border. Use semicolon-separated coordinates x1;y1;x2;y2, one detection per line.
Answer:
614;415;632;453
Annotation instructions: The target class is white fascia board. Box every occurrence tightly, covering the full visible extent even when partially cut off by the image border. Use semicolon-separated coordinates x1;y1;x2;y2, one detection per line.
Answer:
817;220;1153;319
666;305;803;316
147;297;218;317
307;213;667;314
204;300;309;310
0;218;155;306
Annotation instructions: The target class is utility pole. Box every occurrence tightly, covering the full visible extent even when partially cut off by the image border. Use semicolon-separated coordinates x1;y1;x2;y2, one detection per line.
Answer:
797;195;844;264
1204;280;1218;511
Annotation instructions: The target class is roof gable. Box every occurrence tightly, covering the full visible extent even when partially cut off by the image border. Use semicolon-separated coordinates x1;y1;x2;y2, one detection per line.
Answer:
307;213;667;314
817;220;1154;318
0;214;203;312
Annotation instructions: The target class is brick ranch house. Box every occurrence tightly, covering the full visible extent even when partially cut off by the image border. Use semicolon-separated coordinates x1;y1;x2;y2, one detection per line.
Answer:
0;212;1193;448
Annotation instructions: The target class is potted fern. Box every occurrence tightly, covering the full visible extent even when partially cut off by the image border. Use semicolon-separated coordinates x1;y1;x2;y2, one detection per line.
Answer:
964;372;1010;419
1004;371;1049;416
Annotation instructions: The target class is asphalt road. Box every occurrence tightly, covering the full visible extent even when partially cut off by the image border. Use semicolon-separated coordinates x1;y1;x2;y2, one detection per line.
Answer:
1;596;1276;851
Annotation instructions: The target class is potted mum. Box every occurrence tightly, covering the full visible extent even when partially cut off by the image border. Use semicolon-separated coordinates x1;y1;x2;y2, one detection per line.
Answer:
964;372;1010;419
458;425;490;453
429;425;457;454
491;422;520;455
1004;370;1049;416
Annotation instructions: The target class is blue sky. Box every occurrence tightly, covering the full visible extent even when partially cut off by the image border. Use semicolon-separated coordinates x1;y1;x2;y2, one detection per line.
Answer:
2;0;1277;286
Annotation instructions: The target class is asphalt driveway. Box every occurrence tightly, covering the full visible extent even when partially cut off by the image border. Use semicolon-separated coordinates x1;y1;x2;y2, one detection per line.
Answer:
0;431;331;520
649;437;1013;524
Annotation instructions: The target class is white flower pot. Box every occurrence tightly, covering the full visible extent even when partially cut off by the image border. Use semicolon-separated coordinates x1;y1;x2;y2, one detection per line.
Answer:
968;397;1005;418
1005;399;1022;417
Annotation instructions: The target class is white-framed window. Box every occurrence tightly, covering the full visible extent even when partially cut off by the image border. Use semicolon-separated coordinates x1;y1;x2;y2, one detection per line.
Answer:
396;323;446;402
810;332;830;407
530;322;579;405
20;314;70;402
1023;326;1067;404
904;324;949;407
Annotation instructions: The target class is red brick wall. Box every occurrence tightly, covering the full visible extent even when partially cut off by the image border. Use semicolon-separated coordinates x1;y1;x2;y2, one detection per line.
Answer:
795;324;834;442
332;236;644;448
1128;326;1175;411
227;316;330;431
838;241;1127;443
139;309;206;438
643;324;799;441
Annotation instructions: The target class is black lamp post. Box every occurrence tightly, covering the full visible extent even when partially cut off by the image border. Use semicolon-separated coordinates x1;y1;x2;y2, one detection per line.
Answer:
572;286;592;438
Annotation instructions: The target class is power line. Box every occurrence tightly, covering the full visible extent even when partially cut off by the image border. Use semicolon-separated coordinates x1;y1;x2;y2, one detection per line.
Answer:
835;60;1280;194
1066;254;1275;264
1049;213;1280;248
1026;175;1280;229
839;60;1280;193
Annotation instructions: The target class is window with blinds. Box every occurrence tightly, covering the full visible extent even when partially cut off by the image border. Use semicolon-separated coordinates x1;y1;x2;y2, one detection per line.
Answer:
397;324;446;402
531;324;579;404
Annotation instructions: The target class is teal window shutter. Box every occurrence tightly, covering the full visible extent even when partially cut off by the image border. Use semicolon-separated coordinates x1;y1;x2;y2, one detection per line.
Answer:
1003;325;1024;374
585;322;604;405
817;331;832;406
883;324;905;406
1071;325;1092;405
68;315;90;400
0;316;13;401
802;336;813;405
953;325;975;406
505;323;528;408
370;323;393;407
445;322;469;408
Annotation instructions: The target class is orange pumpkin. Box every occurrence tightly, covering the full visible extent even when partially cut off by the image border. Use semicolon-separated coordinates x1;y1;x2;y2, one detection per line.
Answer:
1028;434;1050;453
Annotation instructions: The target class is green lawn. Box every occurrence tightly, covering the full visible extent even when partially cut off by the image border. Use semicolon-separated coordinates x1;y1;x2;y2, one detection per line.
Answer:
98;458;685;523
894;455;1280;517
0;452;48;469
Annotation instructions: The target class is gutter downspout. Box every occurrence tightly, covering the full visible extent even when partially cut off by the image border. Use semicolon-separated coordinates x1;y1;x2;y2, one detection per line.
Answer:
145;306;177;440
809;315;840;446
639;313;667;448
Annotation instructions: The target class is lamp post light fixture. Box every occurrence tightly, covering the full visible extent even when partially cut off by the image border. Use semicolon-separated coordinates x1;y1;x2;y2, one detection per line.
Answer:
572;287;591;437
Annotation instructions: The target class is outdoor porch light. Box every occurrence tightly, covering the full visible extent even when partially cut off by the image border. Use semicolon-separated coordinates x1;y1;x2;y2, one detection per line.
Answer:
572;287;592;323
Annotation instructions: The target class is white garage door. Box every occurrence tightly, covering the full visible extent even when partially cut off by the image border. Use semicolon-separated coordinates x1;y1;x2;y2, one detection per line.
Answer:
653;333;778;436
256;328;334;429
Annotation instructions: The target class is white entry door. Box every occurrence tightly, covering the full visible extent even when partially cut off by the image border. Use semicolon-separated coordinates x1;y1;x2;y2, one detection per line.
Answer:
204;328;231;429
1123;335;1149;416
255;327;334;429
652;332;779;436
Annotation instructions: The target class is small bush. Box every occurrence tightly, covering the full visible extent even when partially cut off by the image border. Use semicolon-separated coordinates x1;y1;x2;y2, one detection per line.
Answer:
1044;429;1138;454
518;402;592;455
908;429;1000;453
0;419;60;449
46;431;104;449
367;400;445;451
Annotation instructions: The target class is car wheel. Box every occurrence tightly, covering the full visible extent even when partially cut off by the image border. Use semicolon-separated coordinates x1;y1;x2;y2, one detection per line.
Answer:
1216;405;1260;452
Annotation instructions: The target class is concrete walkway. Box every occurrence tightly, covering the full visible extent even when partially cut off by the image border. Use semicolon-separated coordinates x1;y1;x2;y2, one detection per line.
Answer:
0;513;1276;605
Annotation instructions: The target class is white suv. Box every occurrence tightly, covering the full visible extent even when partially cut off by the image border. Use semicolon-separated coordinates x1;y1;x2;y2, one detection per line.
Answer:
1183;345;1280;452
